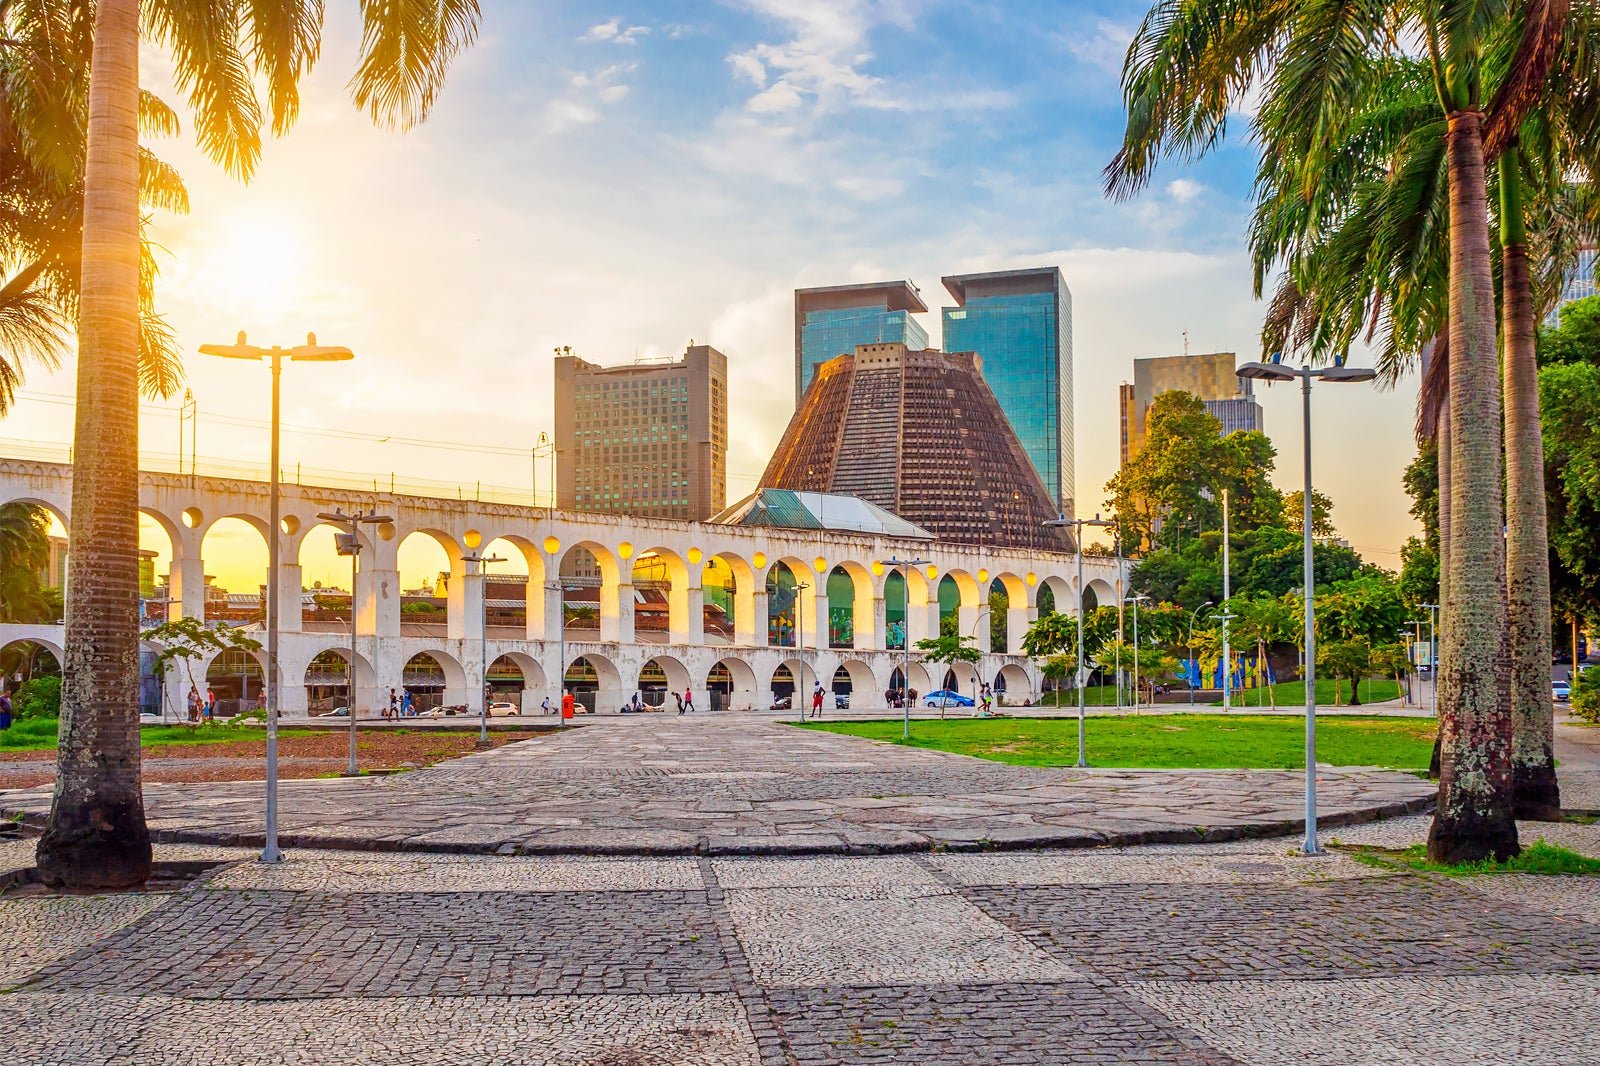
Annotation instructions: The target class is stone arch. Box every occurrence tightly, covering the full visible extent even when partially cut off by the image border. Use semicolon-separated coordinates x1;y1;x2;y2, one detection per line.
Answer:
197;515;270;623
769;658;812;704
1086;577;1118;613
831;658;876;702
137;507;182;622
557;541;623;642
765;558;815;649
637;654;692;708
302;646;376;716
0;636;63;687
988;572;1030;655
204;646;268;715
889;662;933;700
564;651;622;714
633;547;693;644
827;561;877;650
706;550;756;645
937;660;980;697
883;562;935;650
994;662;1033;706
1037;574;1072;616
484;534;548;640
706;657;759;711
404;648;469;712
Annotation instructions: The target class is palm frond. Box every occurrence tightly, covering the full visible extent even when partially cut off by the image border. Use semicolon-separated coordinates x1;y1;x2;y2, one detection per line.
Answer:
243;0;324;135
349;0;481;131
138;310;184;401
145;0;266;180
1483;0;1571;157
0;283;65;412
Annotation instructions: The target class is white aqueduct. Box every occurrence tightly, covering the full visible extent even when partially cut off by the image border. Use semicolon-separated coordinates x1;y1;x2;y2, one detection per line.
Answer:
0;460;1121;716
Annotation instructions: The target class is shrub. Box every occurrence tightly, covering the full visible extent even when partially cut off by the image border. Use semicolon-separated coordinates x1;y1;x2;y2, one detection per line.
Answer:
13;675;60;720
1572;670;1600;722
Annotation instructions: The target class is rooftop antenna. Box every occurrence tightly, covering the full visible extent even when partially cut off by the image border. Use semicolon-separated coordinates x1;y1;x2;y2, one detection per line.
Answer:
1183;329;1190;357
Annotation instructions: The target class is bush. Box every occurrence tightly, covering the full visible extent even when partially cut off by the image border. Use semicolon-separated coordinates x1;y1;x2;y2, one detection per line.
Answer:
13;676;60;720
1572;670;1600;722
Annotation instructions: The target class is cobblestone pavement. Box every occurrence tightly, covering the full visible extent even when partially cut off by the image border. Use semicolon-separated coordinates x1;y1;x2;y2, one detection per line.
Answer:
0;715;1431;855
3;814;1600;1064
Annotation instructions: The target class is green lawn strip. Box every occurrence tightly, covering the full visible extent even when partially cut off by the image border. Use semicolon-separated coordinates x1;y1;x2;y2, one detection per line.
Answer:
1209;678;1403;708
798;714;1436;770
1340;839;1600;876
0;719;323;754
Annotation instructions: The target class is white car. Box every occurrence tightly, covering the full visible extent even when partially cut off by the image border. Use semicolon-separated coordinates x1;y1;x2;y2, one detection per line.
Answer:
487;701;521;717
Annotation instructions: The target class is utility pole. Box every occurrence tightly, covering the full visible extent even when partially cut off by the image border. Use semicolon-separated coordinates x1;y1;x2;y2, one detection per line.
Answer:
319;508;392;778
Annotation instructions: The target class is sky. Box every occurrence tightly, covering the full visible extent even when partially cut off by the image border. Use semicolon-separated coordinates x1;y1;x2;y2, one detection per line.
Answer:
10;0;1423;591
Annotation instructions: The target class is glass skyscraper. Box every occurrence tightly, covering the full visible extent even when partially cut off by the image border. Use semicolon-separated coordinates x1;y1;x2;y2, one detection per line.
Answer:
1546;247;1597;328
941;268;1074;517
795;281;929;399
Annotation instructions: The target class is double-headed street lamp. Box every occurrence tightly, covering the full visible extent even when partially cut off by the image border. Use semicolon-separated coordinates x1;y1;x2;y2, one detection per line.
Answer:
1126;593;1149;711
1419;602;1440;717
463;550;505;746
1237;359;1377;855
794;581;811;723
319;508;392;778
1186;601;1213;705
1045;513;1113;767
200;332;353;866
877;558;931;739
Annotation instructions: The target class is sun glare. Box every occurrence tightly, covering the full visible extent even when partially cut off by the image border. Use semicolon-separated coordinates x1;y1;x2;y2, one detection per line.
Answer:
196;214;307;315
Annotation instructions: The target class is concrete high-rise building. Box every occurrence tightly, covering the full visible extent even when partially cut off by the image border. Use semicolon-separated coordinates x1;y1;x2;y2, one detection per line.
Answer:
1120;351;1263;465
1546;246;1597;328
761;343;1074;552
795;281;929;400
941;268;1074;517
555;344;728;521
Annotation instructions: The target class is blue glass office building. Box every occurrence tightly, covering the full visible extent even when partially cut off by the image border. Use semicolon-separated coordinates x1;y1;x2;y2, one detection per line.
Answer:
1546;247;1597;328
795;281;929;399
941;268;1073;516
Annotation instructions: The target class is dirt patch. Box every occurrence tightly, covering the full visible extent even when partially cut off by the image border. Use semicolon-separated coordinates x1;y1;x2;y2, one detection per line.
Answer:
0;729;543;790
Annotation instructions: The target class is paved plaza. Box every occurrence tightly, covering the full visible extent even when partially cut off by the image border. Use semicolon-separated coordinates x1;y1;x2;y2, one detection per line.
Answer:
3;813;1600;1064
0;715;1434;854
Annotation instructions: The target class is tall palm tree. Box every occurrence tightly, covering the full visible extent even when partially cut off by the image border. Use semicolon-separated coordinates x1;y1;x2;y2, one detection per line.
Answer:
1108;0;1575;860
34;0;481;890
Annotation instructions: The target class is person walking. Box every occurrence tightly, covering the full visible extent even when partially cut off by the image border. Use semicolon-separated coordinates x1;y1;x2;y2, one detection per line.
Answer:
187;685;201;723
810;682;824;719
204;687;216;721
403;689;415;717
541;695;552;716
387;688;398;720
631;692;643;714
980;683;993;717
683;687;695;714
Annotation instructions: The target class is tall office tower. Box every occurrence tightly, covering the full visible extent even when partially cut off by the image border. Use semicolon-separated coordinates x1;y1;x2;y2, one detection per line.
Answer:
1546;246;1597;328
555;344;728;521
761;343;1075;551
1120;351;1263;465
795;280;929;400
941;267;1074;517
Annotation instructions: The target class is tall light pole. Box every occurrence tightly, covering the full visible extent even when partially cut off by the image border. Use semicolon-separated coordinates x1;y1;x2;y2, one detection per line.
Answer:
200;332;353;866
1221;488;1232;712
546;581;580;725
878;557;931;739
794;580;811;722
1187;600;1213;705
319;508;392;778
1127;593;1149;711
1238;359;1377;855
1046;513;1112;767
464;551;505;746
1420;602;1439;716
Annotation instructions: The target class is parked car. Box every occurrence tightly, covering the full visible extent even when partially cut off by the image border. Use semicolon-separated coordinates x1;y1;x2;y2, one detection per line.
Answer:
487;701;521;717
415;705;467;718
138;711;165;725
770;695;792;711
1553;680;1572;703
833;692;850;709
923;689;975;708
317;706;350;717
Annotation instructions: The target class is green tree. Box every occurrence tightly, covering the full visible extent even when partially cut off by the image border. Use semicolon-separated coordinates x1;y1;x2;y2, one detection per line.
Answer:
914;633;982;716
14;675;61;720
1542;360;1600;636
1317;641;1374;707
0;503;51;623
1399;537;1440;610
1317;573;1408;646
1538;295;1600;366
37;0;483;891
1232;594;1297;709
139;617;262;712
1281;490;1336;537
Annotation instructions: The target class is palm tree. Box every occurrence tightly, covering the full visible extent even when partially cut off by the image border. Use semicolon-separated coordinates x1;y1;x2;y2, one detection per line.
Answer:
34;0;481;890
1107;0;1579;860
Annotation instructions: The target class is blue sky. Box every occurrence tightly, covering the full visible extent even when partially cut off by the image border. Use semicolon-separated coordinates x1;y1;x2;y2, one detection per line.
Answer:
10;0;1420;588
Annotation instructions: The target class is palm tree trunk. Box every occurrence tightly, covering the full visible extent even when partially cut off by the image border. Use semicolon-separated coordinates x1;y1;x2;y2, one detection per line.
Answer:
1430;392;1450;780
1500;154;1561;820
34;0;151;889
1428;110;1518;863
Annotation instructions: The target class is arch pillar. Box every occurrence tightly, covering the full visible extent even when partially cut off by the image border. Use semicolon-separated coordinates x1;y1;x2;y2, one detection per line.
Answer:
686;583;705;645
275;563;303;634
524;575;546;641
359;565;400;640
169;529;206;621
751;588;769;647
871;596;887;650
611;581;635;644
851;581;877;650
1008;606;1031;655
809;589;829;652
961;606;986;652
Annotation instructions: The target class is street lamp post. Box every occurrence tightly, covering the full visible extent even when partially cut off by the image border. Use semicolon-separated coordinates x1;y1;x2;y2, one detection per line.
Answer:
1045;513;1113;767
463;551;505;746
1187;601;1213;705
200;332;353;866
1420;602;1439;717
319;508;392;778
546;581;581;727
794;581;811;723
1238;359;1377;855
878;557;931;740
1127;594;1149;711
1221;488;1232;712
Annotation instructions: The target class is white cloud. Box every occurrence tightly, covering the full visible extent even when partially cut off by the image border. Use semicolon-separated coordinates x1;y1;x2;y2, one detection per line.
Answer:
1167;178;1204;203
544;97;599;132
598;84;631;104
547;62;636;133
582;17;649;44
1058;19;1134;76
835;174;904;200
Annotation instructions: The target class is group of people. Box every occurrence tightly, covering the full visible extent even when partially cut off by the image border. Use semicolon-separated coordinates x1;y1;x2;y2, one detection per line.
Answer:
185;685;216;722
384;688;418;719
614;688;697;714
884;686;921;709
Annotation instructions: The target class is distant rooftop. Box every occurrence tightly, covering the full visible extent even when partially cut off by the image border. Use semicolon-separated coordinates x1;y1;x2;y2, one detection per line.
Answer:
795;280;928;314
709;488;934;540
942;266;1066;306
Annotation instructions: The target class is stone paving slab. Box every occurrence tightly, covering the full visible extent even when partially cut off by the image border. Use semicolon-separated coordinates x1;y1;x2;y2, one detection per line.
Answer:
1128;973;1600;1066
925;849;1384;886
0;894;168;987
0;992;764;1066
207;853;704;893
0;716;1435;856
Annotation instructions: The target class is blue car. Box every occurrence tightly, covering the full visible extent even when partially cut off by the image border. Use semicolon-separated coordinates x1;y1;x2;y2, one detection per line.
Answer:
923;689;975;708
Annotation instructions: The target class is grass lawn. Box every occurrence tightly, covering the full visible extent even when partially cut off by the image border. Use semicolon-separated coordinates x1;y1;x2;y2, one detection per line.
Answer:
1216;678;1403;708
0;718;321;754
799;714;1437;770
1345;839;1600;876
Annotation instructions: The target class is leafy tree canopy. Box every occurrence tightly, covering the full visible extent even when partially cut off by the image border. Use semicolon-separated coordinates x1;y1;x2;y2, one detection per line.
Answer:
1538;296;1600;368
